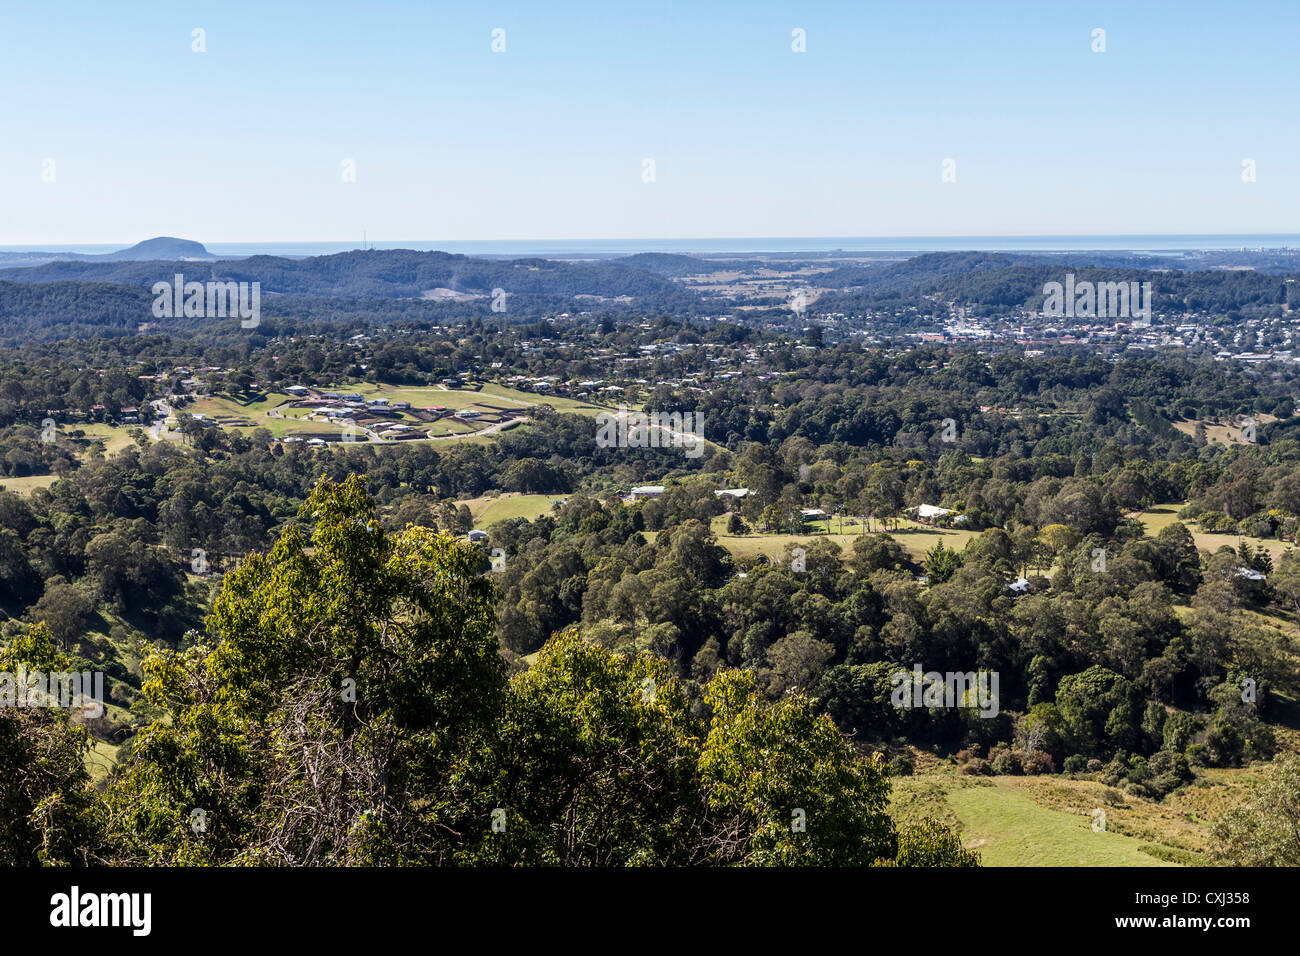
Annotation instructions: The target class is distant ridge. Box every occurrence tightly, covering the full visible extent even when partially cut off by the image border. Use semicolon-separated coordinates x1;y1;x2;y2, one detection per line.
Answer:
0;236;217;268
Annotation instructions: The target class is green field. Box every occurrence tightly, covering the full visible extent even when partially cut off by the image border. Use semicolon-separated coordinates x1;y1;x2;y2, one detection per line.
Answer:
889;771;1227;866
1172;414;1276;446
0;473;61;495
945;780;1180;866
86;739;120;783
425;418;476;436
183;388;514;441
74;423;138;455
460;493;564;526
260;415;344;437
708;514;980;563
1136;502;1292;563
482;383;612;416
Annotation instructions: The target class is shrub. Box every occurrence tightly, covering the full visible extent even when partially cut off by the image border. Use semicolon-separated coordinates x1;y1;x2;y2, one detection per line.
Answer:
989;745;1021;775
1126;755;1151;785
890;817;980;867
1021;750;1054;775
1100;756;1128;787
1162;711;1200;753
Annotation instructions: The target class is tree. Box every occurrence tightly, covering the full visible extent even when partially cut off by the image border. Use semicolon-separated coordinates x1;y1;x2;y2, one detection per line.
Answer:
0;624;104;865
456;631;908;866
1272;548;1300;615
1037;523;1079;562
1153;522;1201;592
26;577;96;649
762;630;835;696
852;534;909;574
888;817;980;867
106;475;505;865
924;541;963;584
698;669;896;865
94;475;950;868
463;629;704;865
1211;753;1300;866
1055;666;1142;758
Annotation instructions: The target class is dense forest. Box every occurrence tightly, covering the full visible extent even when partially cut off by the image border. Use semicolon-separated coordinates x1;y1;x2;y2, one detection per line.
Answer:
5;248;1300;342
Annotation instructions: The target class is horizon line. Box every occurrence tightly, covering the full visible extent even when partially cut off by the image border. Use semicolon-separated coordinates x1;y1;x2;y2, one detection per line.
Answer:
7;231;1300;244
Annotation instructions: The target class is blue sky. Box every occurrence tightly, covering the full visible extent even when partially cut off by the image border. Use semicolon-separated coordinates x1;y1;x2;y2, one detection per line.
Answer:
2;0;1297;243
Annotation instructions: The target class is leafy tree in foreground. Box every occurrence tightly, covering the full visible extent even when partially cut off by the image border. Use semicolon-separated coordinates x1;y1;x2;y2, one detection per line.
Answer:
106;474;505;865
887;816;981;867
459;630;904;865
0;624;104;865
1211;753;1300;866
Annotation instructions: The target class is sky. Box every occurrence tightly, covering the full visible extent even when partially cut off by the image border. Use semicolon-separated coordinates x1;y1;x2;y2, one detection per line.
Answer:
1;0;1297;244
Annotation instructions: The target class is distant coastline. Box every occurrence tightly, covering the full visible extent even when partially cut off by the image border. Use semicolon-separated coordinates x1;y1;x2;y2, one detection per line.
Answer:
3;234;1300;260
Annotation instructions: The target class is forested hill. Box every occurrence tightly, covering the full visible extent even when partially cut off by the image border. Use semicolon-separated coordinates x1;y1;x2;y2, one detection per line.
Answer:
812;253;1298;317
0;280;157;344
0;249;694;301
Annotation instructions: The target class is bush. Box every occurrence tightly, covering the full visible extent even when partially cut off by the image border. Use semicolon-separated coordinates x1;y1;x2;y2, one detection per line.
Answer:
989;745;1021;775
1063;754;1087;774
1086;758;1104;772
1162;711;1200;754
1021;750;1054;775
1151;772;1188;797
1100;756;1128;787
1126;755;1151;786
888;753;914;777
890;817;980;867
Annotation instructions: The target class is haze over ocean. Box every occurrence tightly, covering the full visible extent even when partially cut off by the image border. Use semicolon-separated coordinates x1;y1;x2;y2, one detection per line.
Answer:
4;235;1300;259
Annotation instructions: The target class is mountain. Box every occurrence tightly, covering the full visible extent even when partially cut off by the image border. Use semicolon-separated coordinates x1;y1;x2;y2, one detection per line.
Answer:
98;236;215;261
0;248;692;301
0;236;216;269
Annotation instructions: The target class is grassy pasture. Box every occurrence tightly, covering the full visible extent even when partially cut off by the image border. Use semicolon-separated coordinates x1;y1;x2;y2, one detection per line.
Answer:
886;766;1283;866
1135;502;1292;563
458;493;563;526
706;514;981;563
0;473;61;495
1172;414;1277;446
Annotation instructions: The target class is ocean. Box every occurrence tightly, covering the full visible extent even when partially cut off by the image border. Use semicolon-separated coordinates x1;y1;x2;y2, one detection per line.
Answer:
1;235;1298;259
